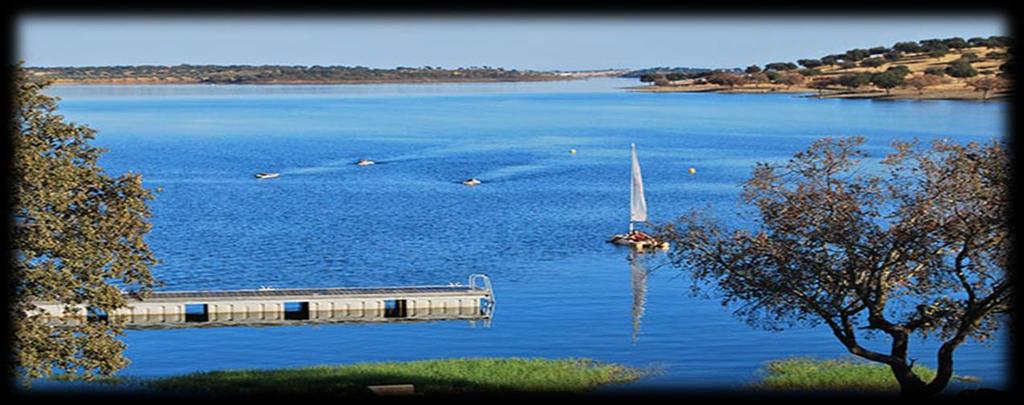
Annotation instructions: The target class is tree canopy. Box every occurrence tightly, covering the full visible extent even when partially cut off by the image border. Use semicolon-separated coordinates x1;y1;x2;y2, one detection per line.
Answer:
945;61;979;78
765;62;798;71
870;71;905;94
837;73;872;89
966;76;1007;100
10;65;159;383
658;137;1010;397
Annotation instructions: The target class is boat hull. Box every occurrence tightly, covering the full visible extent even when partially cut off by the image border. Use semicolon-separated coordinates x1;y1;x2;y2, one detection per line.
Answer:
608;233;669;251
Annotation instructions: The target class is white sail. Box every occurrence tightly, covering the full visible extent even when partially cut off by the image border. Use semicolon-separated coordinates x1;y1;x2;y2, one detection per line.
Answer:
630;143;648;223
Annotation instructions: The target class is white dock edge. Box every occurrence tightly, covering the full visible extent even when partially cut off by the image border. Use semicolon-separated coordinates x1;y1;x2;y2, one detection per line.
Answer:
31;274;495;328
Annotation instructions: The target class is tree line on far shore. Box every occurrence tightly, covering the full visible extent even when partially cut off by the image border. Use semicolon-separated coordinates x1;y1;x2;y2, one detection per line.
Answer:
24;64;562;84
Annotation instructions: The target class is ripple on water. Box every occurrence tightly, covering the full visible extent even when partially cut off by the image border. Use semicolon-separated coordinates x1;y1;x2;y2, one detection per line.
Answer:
50;82;1008;388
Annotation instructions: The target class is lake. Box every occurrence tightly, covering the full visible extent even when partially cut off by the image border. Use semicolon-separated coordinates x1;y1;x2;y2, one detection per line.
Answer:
44;78;1009;391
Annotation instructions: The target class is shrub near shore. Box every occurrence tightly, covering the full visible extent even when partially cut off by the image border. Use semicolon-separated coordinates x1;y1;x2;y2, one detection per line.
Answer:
753;358;979;393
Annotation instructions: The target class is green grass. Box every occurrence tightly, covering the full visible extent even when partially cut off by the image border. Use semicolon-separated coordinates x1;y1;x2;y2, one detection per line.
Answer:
146;357;645;396
752;357;978;392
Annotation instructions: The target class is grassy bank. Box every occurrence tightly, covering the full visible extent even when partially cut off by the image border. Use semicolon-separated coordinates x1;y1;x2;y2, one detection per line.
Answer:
146;357;645;396
752;357;978;392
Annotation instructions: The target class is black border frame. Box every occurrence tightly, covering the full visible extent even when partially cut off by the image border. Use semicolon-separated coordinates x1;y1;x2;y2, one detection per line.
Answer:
3;2;1019;402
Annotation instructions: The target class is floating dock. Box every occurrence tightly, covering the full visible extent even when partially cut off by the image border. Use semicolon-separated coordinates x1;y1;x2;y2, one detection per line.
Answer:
32;274;494;329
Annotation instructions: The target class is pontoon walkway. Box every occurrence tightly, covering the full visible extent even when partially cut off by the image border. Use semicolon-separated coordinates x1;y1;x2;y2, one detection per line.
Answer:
32;274;495;329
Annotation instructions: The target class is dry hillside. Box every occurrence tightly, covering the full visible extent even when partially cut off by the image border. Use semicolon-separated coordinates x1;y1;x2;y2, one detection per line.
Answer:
633;41;1013;101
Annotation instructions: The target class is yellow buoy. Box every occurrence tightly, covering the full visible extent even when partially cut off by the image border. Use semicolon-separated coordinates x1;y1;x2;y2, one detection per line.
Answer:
569;149;577;155
688;167;697;174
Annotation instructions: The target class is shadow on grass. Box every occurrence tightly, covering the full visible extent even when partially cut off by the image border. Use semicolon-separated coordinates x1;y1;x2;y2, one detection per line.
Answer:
150;372;612;398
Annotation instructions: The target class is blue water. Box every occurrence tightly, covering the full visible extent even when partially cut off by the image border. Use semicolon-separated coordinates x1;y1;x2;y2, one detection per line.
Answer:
44;78;1009;391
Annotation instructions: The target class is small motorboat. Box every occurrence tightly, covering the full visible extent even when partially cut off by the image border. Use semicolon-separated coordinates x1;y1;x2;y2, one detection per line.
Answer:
462;178;482;186
356;159;375;166
255;172;280;179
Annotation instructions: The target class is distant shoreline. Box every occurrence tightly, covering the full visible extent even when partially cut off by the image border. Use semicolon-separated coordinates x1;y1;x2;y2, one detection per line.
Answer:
626;84;1008;102
24;65;620;86
40;76;581;86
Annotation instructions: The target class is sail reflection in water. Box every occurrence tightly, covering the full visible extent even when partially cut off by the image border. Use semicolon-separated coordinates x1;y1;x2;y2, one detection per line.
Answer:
629;253;650;344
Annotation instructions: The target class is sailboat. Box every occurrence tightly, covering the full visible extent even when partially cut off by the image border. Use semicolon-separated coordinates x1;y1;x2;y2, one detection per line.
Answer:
607;144;668;251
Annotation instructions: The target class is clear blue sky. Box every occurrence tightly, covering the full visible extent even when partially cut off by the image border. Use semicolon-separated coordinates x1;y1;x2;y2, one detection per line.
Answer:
17;15;1007;70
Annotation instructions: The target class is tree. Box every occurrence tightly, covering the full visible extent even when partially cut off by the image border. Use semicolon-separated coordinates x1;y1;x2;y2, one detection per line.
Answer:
988;35;1014;48
968;37;994;47
746;72;769;88
868;46;890;55
945;61;978;78
797;68;822;77
924;67;947;77
745;65;762;74
966;76;1006;100
871;71;905;95
920;39;947;53
985;51;1009;60
893;41;924;53
11;66;159;382
765;62;798;71
808;77;836;97
639;73;660;85
820;55;841;66
665;72;687;81
886;65;912;78
942;37;968;49
860;57;886;68
777;71;805;89
903;74;947;95
706;71;747;88
958;53;980;63
883;52;904;62
797;59;823;69
838;73;872;90
657;136;1010;398
844;49;870;62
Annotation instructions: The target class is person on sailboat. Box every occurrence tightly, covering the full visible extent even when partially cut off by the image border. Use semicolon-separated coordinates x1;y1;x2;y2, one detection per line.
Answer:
630;230;651;241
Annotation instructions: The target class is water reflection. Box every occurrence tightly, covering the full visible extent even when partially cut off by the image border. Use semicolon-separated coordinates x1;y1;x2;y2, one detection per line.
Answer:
629;252;650;344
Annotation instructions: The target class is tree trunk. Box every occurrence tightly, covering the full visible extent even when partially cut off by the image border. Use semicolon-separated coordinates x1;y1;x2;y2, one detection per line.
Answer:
891;363;930;398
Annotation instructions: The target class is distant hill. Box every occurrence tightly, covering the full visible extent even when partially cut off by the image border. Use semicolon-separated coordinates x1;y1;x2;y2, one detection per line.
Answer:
620;67;739;78
630;35;1013;101
23;64;569;85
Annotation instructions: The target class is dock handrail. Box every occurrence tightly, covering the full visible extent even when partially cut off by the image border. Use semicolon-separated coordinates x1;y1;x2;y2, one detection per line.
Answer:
468;274;492;294
468;274;495;318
